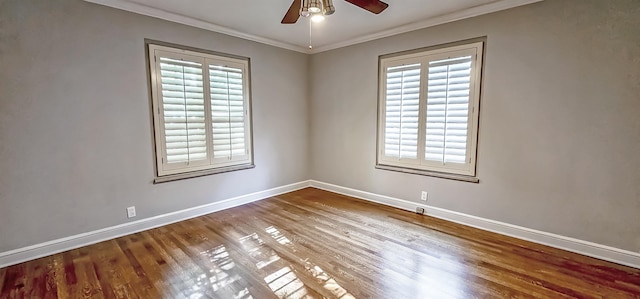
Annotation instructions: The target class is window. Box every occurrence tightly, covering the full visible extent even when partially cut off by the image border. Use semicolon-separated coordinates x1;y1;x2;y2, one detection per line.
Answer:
148;43;253;181
377;40;484;181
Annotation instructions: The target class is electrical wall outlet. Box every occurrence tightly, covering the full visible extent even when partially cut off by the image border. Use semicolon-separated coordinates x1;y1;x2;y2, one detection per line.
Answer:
126;206;136;218
420;191;428;201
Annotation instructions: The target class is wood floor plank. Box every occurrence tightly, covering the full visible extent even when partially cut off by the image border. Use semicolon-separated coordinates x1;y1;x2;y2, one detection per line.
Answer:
41;257;60;299
2;187;640;298
144;228;216;299
114;236;161;298
23;257;47;298
89;240;133;299
0;268;5;297
119;235;181;298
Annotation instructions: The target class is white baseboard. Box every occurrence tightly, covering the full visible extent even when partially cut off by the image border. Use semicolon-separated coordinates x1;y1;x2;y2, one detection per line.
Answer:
0;180;311;269
4;180;639;270
309;180;640;269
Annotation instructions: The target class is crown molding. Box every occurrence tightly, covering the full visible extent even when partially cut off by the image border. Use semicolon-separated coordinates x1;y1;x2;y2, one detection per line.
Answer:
310;0;543;53
84;0;542;54
83;0;311;54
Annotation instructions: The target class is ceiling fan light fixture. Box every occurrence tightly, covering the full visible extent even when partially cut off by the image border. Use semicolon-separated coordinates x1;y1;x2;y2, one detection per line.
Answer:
311;14;325;22
308;0;322;14
300;7;310;17
323;0;335;15
300;0;311;17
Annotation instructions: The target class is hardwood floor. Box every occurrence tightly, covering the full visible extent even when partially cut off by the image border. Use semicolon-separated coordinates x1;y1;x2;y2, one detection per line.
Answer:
1;188;639;298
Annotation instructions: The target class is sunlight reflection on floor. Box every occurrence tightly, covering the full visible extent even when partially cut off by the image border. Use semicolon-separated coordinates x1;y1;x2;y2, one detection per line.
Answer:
264;266;310;298
238;231;313;298
380;240;467;298
195;225;358;298
265;226;356;299
198;245;253;299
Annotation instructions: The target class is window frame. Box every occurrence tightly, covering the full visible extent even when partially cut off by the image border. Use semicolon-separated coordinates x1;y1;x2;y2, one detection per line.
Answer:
376;39;484;182
147;41;254;183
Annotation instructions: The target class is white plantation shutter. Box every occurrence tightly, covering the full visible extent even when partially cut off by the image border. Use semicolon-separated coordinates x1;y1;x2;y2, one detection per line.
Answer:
209;64;247;161
377;41;483;178
384;64;421;159
158;57;208;165
425;56;472;164
149;44;253;177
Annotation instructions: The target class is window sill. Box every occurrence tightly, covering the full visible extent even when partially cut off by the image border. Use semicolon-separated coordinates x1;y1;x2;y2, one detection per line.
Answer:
154;164;255;184
375;164;479;183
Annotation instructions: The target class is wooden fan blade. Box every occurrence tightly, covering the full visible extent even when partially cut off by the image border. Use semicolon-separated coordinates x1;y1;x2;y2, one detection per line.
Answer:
344;0;389;14
281;0;302;24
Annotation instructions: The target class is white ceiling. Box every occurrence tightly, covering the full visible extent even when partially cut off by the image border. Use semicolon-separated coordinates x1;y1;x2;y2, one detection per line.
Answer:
85;0;541;53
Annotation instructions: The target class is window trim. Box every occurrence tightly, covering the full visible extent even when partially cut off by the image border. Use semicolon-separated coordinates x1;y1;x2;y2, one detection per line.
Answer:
146;40;254;183
376;38;485;182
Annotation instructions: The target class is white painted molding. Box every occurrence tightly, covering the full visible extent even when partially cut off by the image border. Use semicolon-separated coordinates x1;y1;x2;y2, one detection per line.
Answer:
6;179;637;270
310;0;543;53
0;181;312;269
308;180;640;269
83;0;542;54
83;0;310;53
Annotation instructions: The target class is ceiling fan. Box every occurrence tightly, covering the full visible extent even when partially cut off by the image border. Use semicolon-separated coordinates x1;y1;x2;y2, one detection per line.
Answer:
281;0;389;24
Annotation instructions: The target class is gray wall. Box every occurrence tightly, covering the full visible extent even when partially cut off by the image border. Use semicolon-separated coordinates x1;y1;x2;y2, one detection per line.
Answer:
309;0;640;252
0;0;309;252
